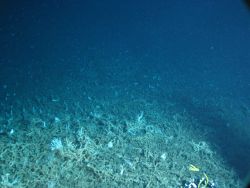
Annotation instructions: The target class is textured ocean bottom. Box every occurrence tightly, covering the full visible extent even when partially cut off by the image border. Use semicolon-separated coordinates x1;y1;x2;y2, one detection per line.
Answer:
0;92;244;188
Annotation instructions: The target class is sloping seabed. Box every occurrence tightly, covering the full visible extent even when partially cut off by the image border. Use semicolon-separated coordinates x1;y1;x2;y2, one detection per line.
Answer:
0;87;243;188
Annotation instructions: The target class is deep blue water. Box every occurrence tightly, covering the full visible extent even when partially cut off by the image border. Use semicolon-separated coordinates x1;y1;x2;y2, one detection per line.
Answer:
0;0;250;185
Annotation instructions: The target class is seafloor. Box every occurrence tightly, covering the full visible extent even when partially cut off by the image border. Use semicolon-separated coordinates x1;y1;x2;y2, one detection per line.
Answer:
0;65;248;188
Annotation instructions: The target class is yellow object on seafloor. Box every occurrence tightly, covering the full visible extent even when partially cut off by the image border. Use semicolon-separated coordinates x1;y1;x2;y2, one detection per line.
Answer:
198;173;209;188
188;164;200;172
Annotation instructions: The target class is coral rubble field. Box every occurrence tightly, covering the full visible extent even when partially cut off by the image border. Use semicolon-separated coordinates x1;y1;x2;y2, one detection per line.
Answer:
0;93;242;187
